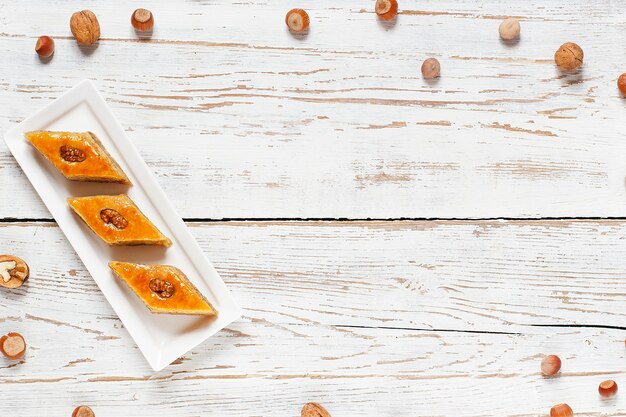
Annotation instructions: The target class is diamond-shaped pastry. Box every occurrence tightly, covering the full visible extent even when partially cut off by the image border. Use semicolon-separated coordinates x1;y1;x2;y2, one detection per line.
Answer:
68;195;172;246
109;262;217;316
25;131;131;184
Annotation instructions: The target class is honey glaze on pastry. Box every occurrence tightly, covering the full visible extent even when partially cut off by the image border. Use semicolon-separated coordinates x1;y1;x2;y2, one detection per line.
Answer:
109;262;217;316
25;131;131;184
68;195;172;246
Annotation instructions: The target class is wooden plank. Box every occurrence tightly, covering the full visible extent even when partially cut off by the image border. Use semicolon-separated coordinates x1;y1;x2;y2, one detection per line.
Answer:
0;221;625;415
1;0;625;218
1;220;626;331
0;315;624;416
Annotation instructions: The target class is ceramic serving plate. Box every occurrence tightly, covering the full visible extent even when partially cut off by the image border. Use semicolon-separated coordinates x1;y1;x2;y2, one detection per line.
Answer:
3;79;242;371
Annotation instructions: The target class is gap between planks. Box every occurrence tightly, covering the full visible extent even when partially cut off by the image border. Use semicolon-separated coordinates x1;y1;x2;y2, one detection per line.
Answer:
5;216;626;223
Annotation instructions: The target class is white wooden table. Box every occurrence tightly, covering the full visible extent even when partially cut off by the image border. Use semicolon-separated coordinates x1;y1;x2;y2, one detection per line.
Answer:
1;1;625;416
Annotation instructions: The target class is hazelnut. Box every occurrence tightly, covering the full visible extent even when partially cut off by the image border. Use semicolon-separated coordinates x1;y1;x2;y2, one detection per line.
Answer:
70;10;100;45
421;57;441;79
554;42;583;71
72;406;95;417
35;36;55;58
0;255;29;289
541;354;561;376
599;380;618;398
499;18;520;40
375;0;398;21
0;332;26;360
285;9;309;32
550;403;573;417
131;8;154;32
301;402;331;417
617;73;626;96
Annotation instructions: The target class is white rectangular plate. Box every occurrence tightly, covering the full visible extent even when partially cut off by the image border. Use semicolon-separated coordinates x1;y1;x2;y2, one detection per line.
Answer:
4;80;242;371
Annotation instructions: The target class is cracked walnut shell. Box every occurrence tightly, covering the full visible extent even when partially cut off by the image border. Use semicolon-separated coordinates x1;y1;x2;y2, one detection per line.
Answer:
554;42;583;71
70;10;100;45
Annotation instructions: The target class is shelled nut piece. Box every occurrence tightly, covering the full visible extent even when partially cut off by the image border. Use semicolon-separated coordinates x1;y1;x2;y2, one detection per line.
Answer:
617;73;626;96
72;406;95;417
0;332;26;360
375;0;398;20
35;36;55;58
70;10;100;45
421;58;441;79
0;255;29;289
554;42;583;71
131;8;154;32
541;354;561;376
550;403;573;417
302;402;331;417
285;9;309;32
599;380;618;398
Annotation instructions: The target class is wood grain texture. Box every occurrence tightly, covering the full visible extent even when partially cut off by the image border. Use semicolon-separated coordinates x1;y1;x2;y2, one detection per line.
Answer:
1;0;626;218
2;0;626;416
0;221;625;416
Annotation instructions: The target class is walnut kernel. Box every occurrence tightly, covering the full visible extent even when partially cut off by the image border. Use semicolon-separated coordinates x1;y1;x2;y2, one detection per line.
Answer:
60;145;86;162
149;278;175;299
100;209;128;229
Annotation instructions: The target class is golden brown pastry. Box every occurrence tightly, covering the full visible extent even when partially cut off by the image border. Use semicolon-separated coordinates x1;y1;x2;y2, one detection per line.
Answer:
109;262;217;316
68;195;171;246
25;131;131;184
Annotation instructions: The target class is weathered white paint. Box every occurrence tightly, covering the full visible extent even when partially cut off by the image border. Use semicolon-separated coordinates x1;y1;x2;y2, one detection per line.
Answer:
1;0;626;218
0;221;625;416
1;0;625;415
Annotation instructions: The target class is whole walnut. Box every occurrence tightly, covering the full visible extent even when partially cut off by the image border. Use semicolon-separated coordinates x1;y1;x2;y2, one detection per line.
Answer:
70;10;100;45
554;42;583;71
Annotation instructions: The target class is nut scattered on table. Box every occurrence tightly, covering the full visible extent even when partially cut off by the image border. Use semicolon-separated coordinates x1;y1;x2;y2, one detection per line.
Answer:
100;208;129;230
131;8;154;32
0;332;26;360
540;354;561;376
0;255;29;289
550;403;573;417
301;402;331;417
35;36;55;58
554;42;583;71
617;73;626;96
375;0;398;21
599;380;618;398
498;18;520;40
72;405;96;417
285;9;309;32
70;10;101;45
421;57;441;79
